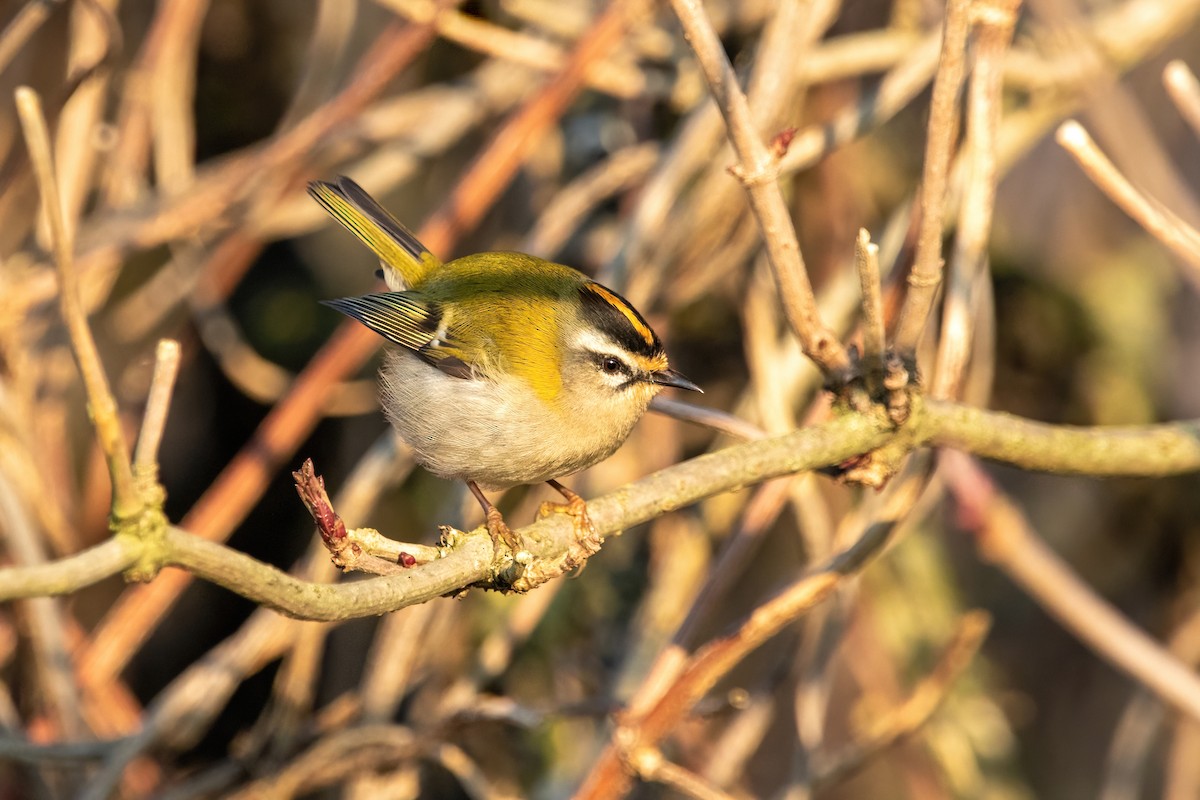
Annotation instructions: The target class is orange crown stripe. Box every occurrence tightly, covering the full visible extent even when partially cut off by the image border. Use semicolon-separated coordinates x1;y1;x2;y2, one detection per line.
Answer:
584;283;656;348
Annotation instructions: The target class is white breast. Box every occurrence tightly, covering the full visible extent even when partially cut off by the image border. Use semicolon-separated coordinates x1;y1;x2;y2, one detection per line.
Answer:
378;350;650;490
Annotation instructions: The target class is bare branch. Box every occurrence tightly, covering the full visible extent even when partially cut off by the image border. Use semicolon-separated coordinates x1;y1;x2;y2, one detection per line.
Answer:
944;451;1200;722
16;86;139;518
628;746;737;800
133;339;181;477
891;0;972;356
855;229;885;366
813;610;991;787
1164;60;1200;139
932;0;1022;400
922;400;1200;476
0;0;56;75
1057;120;1200;279
0;537;139;600
667;0;851;377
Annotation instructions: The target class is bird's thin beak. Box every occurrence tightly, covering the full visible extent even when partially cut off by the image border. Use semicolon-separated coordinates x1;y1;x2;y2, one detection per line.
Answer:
649;368;703;393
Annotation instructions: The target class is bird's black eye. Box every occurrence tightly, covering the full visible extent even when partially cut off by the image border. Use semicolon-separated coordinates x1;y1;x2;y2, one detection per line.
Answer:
601;356;624;375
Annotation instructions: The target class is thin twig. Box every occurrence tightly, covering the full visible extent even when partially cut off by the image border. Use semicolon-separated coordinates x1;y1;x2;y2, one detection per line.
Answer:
1164;60;1200;139
0;537;139;599
812;610;991;787
855;228;885;365
15;85;139;518
943;451;1200;722
293;459;440;573
0;469;88;739
56;0;122;235
891;0;972;356
0;736;129;763
778;30;942;176
667;0;851;378
932;0;1021;400
148;0;204;196
576;460;935;799
1057;120;1200;277
378;0;647;98
133;339;181;475
0;0;57;75
628;747;737;800
649;396;767;441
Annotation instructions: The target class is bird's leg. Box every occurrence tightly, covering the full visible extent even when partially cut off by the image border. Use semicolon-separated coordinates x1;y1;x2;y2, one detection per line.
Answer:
468;481;523;555
538;479;602;567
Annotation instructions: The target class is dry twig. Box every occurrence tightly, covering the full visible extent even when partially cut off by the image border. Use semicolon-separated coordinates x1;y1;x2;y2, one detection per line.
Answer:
891;0;972;356
667;0;851;378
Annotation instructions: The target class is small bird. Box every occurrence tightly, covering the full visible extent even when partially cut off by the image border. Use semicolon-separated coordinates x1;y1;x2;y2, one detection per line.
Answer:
310;176;700;558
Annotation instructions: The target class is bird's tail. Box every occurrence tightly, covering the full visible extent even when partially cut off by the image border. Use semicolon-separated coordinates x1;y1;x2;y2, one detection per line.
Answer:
307;175;439;290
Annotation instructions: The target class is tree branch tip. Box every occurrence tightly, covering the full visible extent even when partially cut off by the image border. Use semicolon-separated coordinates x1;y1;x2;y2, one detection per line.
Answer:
969;0;1022;27
292;458;347;550
156;338;181;360
1055;119;1089;148
626;745;664;777
13;84;40;112
1163;59;1193;86
770;126;798;159
855;228;878;251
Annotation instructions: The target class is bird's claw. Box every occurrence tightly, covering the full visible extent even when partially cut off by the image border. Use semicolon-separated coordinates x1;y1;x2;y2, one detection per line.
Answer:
537;493;602;570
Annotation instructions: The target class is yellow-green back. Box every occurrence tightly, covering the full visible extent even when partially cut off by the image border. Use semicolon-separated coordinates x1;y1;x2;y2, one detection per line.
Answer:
424;252;589;403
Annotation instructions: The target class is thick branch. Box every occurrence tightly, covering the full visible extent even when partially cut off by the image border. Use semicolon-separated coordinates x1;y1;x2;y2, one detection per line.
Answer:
0;537;140;599
4;402;1200;613
165;411;895;620
920;400;1200;475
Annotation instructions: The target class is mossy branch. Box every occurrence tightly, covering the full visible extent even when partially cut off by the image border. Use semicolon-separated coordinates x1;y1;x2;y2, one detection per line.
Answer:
2;400;1199;618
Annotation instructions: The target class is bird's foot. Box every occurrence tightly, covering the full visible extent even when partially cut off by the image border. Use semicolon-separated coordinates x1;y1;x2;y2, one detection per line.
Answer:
484;505;535;589
467;480;533;590
539;481;602;570
485;504;525;554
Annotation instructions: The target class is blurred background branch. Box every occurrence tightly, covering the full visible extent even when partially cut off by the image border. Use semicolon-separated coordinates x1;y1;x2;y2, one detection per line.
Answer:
2;0;1200;797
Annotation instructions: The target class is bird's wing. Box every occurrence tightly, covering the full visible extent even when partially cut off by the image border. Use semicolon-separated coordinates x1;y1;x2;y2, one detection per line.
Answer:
307;176;439;290
322;293;473;379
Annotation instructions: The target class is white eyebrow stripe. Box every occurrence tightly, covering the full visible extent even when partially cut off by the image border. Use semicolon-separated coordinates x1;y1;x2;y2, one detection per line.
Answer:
571;329;635;365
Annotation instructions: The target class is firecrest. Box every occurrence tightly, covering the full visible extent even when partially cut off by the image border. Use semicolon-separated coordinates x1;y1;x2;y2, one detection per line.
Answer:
310;176;700;555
